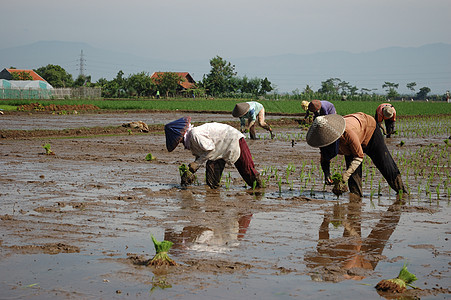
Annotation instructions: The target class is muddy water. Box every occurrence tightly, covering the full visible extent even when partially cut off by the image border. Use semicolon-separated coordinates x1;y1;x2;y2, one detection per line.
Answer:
0;111;284;130
0;113;450;299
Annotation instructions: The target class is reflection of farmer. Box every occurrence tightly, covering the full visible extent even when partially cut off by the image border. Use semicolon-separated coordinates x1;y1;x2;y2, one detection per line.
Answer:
165;117;262;189
165;214;253;253
306;113;406;197
375;103;396;138
232;101;274;140
305;195;402;281
303;100;337;120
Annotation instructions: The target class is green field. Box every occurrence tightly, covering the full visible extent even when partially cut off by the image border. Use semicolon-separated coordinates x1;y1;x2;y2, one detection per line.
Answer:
1;99;450;116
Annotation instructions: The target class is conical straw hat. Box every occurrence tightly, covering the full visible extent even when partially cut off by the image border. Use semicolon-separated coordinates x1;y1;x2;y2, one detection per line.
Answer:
232;102;250;117
306;114;346;148
164;116;191;152
383;106;394;119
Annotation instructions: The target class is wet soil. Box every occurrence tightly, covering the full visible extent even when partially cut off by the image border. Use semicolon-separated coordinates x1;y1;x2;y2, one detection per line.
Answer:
0;111;450;299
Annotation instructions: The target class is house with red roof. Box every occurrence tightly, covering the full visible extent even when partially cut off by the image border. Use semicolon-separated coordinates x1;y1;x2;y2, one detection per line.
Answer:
0;68;47;82
150;72;196;90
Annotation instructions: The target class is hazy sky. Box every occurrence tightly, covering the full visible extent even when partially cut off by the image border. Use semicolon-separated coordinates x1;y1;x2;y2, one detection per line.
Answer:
3;0;451;61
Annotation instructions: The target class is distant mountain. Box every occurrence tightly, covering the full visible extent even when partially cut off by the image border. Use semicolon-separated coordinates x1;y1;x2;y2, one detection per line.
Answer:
1;41;450;94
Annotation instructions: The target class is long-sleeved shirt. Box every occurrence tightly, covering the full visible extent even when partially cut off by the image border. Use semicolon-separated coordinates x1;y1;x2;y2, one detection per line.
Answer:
305;100;336;119
185;123;245;166
375;103;396;123
338;112;377;159
239;101;263;127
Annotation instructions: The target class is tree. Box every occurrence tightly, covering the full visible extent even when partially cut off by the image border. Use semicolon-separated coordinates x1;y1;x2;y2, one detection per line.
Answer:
127;72;156;97
239;76;261;95
96;70;127;98
259;77;273;95
203;56;237;95
382;82;399;99
74;75;92;87
406;82;416;93
34;64;74;88
303;85;314;94
10;71;33;81
416;87;431;100
318;78;341;94
152;72;184;97
97;77;119;98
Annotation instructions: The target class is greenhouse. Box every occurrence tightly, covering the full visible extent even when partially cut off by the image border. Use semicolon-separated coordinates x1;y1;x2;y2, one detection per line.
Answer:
0;79;53;99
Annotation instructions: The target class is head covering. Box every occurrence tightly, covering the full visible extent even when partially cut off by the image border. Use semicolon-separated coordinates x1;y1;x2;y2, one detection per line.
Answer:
306;114;346;148
301;101;310;111
308;100;322;112
164;116;191;152
383;106;394;119
232;102;250;117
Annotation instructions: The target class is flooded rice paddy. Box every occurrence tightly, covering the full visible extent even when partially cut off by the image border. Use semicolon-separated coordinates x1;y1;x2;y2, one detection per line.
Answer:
0;112;450;299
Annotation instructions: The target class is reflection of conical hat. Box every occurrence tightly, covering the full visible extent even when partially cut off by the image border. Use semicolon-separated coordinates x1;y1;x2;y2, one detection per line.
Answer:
164;116;191;152
301;101;310;111
232;102;250;117
383;106;394;119
306;114;346;148
308;100;322;112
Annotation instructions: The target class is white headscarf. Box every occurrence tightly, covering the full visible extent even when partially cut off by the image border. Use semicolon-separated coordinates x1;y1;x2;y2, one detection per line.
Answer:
183;124;194;150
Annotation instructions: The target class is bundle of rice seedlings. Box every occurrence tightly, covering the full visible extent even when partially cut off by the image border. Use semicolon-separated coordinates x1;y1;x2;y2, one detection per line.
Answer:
179;163;196;186
148;235;177;266
375;263;418;293
42;143;55;155
145;153;156;161
331;173;348;197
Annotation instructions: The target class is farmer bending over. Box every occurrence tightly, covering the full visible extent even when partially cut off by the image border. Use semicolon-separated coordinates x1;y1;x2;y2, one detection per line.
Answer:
165;117;262;189
304;100;337;120
232;101;274;140
306;113;407;197
375;103;396;138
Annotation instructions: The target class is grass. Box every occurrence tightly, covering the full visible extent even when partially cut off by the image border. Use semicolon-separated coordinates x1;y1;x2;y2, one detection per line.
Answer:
2;99;451;116
0;105;18;111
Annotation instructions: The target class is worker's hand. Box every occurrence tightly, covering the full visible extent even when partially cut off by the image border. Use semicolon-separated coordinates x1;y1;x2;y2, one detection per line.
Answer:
325;176;333;185
188;162;199;173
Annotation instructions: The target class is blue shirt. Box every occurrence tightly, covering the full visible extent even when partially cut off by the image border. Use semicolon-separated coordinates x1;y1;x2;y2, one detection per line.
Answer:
240;102;263;127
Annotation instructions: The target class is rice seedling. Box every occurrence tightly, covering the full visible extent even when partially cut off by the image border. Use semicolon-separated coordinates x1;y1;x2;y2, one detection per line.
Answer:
252;180;258;190
331;173;347;198
179;164;197;186
145;153;156;161
148;235;177;266
42;143;55;155
375;263;418;293
278;177;282;194
224;172;232;190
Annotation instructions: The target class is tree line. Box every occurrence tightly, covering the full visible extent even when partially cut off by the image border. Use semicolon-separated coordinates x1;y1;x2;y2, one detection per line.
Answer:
23;56;447;101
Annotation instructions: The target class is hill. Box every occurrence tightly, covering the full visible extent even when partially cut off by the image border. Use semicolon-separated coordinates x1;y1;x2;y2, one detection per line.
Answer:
1;41;450;94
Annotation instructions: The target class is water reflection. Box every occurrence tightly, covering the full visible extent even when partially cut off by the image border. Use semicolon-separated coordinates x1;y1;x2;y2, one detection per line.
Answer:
165;189;253;253
305;194;403;282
